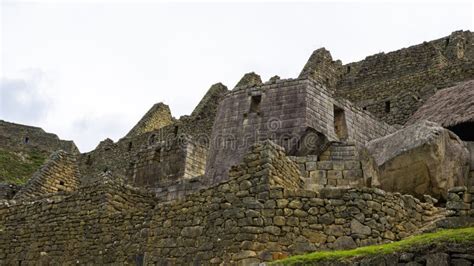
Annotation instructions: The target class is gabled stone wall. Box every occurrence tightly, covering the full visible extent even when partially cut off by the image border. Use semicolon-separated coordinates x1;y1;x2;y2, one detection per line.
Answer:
125;102;174;137
13;151;80;201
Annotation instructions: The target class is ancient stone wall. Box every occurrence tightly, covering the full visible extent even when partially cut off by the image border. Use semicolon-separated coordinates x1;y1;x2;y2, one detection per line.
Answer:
446;181;474;218
299;48;343;88
333;30;474;125
144;141;442;264
0;184;19;200
290;143;364;191
0;120;78;154
206;77;395;184
0;141;444;265
0;173;155;264
126;102;174;137
126;136;207;189
13;151;80;201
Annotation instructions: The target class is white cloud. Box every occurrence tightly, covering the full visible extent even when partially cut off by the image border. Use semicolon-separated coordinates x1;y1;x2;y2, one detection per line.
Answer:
0;69;53;124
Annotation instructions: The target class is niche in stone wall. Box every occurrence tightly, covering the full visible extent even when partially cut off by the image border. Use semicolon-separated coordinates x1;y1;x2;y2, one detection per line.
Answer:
385;101;391;113
333;105;348;140
149;134;156;145
447;122;474;141
290;127;329;156
86;154;92;165
250;95;262;114
174;126;179;136
24;137;29;144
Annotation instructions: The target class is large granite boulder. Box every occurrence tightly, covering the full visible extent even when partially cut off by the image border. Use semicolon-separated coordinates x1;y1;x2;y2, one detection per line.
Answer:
361;120;470;200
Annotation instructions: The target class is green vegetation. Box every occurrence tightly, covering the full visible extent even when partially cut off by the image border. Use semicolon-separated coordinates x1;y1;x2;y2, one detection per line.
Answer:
273;227;474;265
0;148;47;185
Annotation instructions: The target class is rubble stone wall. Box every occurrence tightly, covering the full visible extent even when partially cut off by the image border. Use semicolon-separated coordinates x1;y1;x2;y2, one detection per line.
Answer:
335;30;474;125
146;142;441;264
0;184;20;200
0;120;78;154
446;186;474;218
0;141;443;265
0;175;155;265
13;151;80;201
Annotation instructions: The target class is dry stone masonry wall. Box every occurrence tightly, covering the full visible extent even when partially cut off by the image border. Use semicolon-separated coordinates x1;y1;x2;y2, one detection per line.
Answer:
13;151;80;201
290;143;364;191
126;136;207;189
145;141;443;265
0;120;78;155
299;31;474;126
206;77;395;184
335;30;474;125
126;102;174;137
0;173;155;265
1;31;473;265
446;186;474;218
0;141;445;265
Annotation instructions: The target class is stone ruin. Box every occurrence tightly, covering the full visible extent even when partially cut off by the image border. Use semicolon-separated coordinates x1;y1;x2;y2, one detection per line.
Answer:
0;30;473;265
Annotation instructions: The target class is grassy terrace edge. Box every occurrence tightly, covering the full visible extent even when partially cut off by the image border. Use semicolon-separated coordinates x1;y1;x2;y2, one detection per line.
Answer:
0;148;47;185
271;227;474;265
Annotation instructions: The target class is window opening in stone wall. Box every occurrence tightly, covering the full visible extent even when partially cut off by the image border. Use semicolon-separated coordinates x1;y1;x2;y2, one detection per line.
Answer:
59;181;65;186
333;105;348;140
347;66;351;73
24;137;29;144
128;142;133;151
86;155;92;165
249;95;262;114
385;101;391;113
445;38;450;47
174;126;179;136
447;122;474;141
362;106;367;111
149;134;156;145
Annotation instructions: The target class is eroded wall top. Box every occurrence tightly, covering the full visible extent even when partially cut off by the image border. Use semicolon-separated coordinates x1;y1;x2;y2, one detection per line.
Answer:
299;30;474;125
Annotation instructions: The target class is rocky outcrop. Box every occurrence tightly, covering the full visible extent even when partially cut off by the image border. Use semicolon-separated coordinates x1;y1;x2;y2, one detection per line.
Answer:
361;120;470;200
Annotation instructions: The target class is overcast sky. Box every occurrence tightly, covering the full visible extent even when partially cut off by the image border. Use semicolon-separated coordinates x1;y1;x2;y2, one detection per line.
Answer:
1;1;473;152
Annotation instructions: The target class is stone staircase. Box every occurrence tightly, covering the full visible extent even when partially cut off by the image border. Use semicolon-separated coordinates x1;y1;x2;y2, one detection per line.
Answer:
290;142;365;190
319;142;359;161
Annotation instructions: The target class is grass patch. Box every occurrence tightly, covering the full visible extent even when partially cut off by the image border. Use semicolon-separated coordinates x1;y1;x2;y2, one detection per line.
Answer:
273;227;474;265
0;148;47;185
